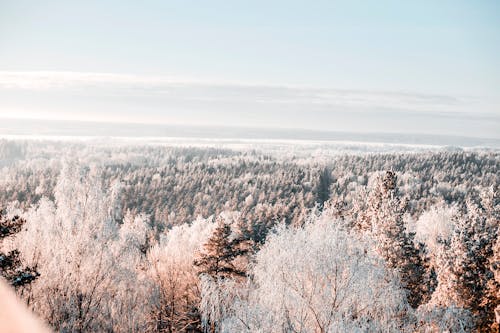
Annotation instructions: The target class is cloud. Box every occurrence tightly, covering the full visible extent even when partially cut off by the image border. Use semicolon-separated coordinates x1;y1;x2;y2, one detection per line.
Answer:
0;71;498;139
0;71;494;115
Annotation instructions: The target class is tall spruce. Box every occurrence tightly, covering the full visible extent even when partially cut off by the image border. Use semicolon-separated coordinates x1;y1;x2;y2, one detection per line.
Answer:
363;171;428;308
194;217;249;279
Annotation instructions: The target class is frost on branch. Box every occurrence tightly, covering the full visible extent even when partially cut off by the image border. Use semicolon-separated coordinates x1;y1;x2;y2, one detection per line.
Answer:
146;216;216;332
13;161;154;332
194;213;250;280
205;215;410;333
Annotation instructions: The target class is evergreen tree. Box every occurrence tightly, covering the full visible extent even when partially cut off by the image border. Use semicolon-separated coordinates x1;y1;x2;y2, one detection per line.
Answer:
0;210;39;288
194;217;249;280
315;167;332;209
362;171;428;308
432;200;498;331
195;217;250;333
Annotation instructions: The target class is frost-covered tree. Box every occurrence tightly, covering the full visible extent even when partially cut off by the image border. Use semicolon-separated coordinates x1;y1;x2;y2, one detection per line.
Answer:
0;211;38;288
199;274;245;333
194;215;249;280
0;140;497;331
414;202;458;251
414;304;474;333
147;217;215;332
361;171;427;308
482;185;500;330
430;199;498;330
120;211;153;255
195;214;251;333
15;162;154;332
1;141;497;231
204;215;410;333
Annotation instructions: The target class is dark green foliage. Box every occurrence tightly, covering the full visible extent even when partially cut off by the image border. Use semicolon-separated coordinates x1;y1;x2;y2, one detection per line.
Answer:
0;211;39;288
315;167;332;209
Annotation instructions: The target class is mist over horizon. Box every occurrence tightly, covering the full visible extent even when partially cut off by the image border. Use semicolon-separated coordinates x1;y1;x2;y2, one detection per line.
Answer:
1;70;499;141
1;117;499;148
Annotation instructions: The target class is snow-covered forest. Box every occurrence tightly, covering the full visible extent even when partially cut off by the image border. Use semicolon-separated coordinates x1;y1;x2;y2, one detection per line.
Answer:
0;139;499;332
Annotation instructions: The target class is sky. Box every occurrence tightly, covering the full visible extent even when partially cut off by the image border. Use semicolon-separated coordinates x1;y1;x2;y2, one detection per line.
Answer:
0;1;499;138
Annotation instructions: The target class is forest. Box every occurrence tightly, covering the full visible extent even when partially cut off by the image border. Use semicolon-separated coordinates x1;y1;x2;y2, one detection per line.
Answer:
0;139;499;332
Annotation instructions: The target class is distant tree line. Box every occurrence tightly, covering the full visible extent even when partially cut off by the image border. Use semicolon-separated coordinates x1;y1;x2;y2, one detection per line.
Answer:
0;140;498;331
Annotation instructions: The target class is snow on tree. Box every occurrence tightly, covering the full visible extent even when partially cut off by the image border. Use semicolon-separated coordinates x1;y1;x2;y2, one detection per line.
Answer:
194;213;250;280
203;214;410;333
0;211;39;288
360;170;428;308
199;275;242;333
146;216;215;332
414;202;458;253
482;185;500;329
14;161;154;332
119;211;153;255
0;141;497;331
414;304;474;332
195;213;251;333
429;199;498;330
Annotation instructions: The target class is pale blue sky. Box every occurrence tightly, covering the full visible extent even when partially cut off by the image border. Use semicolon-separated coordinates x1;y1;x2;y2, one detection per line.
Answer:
0;1;499;138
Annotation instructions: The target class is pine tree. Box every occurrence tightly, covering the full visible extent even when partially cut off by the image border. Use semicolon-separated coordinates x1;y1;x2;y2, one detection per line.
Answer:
195;217;250;333
362;171;428;308
428;196;499;331
194;217;249;280
0;210;39;288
